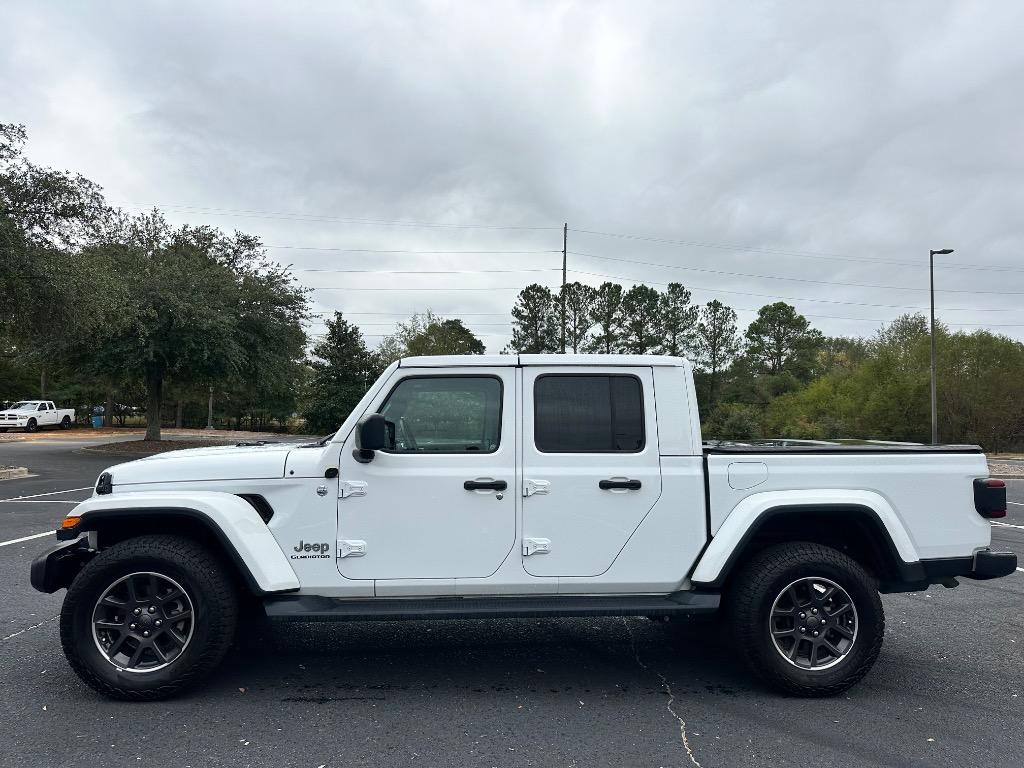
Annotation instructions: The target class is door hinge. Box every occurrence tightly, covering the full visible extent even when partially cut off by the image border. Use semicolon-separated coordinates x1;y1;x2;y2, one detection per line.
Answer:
339;480;368;499
522;537;551;556
523;479;551;497
337;539;367;558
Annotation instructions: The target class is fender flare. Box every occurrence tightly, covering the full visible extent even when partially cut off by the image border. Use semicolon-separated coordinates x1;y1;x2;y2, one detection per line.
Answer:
59;491;300;594
690;489;921;588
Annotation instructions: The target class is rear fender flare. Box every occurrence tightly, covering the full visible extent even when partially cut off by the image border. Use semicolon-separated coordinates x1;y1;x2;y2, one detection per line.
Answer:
690;489;919;587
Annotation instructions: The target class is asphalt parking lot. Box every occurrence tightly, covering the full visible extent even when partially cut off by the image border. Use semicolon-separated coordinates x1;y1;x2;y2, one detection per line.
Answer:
1;435;1022;768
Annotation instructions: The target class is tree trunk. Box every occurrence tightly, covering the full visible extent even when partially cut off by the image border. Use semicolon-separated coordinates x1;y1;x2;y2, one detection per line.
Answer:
40;368;47;399
145;368;163;441
175;400;184;429
103;389;114;428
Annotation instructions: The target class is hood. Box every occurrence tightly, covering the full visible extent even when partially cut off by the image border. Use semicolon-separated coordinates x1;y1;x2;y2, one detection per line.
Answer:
107;442;300;487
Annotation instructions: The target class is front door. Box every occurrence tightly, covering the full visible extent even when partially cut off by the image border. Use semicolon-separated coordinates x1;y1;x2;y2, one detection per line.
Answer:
520;367;662;577
336;368;517;581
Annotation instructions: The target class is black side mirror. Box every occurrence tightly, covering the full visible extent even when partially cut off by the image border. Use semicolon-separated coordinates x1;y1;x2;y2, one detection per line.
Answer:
353;413;387;463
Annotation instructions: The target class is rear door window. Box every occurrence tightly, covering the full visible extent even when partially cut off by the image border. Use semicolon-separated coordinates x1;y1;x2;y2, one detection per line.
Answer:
533;375;644;453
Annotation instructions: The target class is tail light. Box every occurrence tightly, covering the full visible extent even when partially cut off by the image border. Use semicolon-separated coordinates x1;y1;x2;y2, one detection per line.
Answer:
974;478;1006;519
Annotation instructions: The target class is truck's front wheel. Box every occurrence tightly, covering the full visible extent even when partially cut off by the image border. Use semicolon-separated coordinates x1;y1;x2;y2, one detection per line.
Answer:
60;535;238;700
728;542;884;697
25;418;37;432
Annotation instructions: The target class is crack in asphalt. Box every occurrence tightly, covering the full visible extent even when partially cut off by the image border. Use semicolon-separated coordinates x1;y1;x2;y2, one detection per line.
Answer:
2;616;58;642
621;617;703;768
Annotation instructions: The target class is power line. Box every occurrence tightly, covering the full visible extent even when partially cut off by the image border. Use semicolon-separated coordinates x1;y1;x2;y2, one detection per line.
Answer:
118;203;559;231
278;248;559;255
570;227;1024;273
567;268;1021;312
309;311;508;316
311;286;553;292
293;267;558;275
568;250;1023;296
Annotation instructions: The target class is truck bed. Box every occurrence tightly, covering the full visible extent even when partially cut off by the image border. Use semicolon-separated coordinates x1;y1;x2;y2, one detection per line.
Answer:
704;439;982;454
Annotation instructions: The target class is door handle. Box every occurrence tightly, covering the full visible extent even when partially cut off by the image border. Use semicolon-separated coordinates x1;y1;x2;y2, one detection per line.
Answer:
599;479;642;490
464;479;508;491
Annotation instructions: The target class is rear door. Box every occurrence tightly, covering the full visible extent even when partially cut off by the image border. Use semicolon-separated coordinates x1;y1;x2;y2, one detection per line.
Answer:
520;366;662;577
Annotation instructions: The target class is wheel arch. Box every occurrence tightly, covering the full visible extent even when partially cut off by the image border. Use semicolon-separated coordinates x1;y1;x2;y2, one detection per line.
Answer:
691;493;926;592
57;494;299;595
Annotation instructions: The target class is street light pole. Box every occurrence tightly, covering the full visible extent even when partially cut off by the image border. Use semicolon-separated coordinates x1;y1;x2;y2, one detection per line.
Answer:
929;248;954;444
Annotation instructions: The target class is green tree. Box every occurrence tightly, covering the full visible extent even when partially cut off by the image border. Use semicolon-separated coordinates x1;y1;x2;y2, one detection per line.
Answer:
375;311;439;366
508;284;558;353
744;302;823;380
406;318;486;356
694;300;740;410
303;312;375;434
658;282;698;357
585;282;624;354
0;123;118;395
558;282;597;353
83;212;310;440
617;285;662;354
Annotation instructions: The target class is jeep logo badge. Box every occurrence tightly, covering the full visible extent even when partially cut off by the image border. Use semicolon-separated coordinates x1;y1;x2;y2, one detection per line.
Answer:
290;540;331;560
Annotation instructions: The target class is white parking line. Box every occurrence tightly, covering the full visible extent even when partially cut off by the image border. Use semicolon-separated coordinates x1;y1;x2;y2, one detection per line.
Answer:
0;499;80;504
992;521;1024;530
0;531;52;547
0;486;91;503
1007;501;1024;506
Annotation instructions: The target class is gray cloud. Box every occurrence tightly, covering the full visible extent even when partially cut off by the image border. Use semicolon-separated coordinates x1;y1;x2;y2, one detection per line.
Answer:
2;0;1022;349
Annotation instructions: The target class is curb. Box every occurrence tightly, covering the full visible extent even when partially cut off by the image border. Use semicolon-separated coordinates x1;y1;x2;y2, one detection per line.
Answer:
0;467;30;481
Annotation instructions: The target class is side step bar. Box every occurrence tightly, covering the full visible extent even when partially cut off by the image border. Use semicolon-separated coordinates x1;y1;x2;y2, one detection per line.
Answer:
263;591;720;622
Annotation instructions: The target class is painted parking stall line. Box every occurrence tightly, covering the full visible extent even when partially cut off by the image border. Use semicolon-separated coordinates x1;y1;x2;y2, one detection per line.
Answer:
0;531;53;547
0;486;91;503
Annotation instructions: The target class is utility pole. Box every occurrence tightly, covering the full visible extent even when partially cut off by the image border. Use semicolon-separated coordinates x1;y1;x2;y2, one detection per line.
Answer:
206;385;214;430
929;248;954;444
561;222;567;353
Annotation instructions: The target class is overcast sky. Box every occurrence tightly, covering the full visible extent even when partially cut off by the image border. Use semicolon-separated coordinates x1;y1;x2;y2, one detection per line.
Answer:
3;1;1023;350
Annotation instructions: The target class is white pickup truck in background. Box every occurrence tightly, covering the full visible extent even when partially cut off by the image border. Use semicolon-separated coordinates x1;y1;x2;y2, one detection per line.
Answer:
0;400;75;432
30;354;1017;701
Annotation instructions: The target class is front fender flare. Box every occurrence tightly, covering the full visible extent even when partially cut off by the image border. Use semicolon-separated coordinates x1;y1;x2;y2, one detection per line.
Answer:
690;489;920;587
58;491;300;593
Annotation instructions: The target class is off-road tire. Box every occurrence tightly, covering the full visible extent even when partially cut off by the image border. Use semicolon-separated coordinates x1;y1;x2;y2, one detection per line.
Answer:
728;541;884;697
25;418;37;432
60;535;238;701
60;416;71;429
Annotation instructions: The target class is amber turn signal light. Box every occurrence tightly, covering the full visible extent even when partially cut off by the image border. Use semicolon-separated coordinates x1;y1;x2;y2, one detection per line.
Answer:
60;516;81;529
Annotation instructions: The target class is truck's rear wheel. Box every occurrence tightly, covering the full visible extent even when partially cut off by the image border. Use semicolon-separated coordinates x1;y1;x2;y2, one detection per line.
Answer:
60;535;237;700
60;415;71;429
728;542;884;697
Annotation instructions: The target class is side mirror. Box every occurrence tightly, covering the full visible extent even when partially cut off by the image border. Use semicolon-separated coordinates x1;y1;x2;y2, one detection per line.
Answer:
353;413;387;463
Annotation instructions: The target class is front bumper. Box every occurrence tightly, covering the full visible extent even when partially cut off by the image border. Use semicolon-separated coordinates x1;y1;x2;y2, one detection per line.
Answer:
29;538;93;593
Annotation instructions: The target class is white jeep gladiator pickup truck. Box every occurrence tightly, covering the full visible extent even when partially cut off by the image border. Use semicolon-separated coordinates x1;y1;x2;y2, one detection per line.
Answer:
31;355;1016;700
0;400;75;432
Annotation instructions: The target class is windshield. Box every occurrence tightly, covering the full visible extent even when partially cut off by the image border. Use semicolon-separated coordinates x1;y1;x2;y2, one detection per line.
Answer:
10;402;38;411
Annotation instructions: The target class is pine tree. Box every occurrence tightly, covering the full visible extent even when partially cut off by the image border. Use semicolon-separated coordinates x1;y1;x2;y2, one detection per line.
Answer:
658;282;699;357
303;312;375;433
617;285;662;354
508;284;559;353
695;300;740;409
584;282;624;354
558;281;597;353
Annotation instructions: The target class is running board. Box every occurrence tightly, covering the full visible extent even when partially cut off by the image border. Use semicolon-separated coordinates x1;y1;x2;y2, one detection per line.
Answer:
262;591;720;622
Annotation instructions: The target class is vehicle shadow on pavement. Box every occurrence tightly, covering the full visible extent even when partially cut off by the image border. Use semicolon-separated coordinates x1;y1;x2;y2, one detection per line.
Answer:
217;614;754;702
